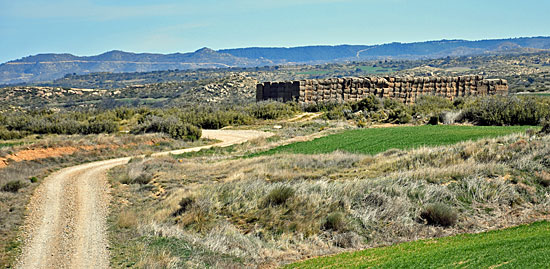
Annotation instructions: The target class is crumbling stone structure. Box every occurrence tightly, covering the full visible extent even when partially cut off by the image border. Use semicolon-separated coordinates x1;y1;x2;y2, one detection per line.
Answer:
256;76;508;104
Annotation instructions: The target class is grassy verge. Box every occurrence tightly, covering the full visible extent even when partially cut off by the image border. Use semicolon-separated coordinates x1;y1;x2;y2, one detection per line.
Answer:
107;159;248;268
251;125;534;156
287;221;550;268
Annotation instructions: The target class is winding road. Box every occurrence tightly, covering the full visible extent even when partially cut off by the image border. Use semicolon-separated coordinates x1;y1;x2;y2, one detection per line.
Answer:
16;129;272;269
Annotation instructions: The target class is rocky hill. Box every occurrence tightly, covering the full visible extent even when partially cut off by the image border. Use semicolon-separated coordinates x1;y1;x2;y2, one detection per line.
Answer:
2;37;550;85
0;74;258;109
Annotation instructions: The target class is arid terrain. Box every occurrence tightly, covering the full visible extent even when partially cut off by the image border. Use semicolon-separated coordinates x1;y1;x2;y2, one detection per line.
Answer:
0;47;549;268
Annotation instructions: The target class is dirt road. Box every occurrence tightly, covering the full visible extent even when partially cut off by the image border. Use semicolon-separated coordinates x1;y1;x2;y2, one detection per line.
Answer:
16;130;272;269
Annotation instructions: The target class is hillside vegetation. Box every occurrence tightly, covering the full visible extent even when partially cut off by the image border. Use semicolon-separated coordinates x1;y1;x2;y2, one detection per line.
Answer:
107;128;550;267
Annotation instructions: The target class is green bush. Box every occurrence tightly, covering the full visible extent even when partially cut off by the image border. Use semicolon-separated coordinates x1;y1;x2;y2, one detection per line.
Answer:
351;95;381;112
318;96;412;124
132;115;201;141
413;95;454;116
303;101;344;113
85;120;119;134
264;186;295;206
461;96;550;126
1;180;26;193
324;105;348;120
0;109;119;136
382;98;412;124
420;203;458;227
0;127;27;140
247;101;298;120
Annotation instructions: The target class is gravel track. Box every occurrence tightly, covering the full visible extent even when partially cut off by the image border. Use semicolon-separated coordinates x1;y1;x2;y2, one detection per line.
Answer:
16;130;272;269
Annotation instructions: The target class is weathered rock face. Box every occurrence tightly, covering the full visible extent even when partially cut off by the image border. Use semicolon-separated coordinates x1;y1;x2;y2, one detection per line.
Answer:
256;76;508;104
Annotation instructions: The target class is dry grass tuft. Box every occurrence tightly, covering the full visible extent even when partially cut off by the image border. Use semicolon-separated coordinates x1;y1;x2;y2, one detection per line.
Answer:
264;186;295;207
536;171;550;187
420;203;458;227
1;180;26;193
117;211;138;229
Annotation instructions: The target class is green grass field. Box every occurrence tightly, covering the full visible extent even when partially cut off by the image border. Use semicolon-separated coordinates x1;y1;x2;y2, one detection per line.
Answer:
252;125;533;156
286;221;550;268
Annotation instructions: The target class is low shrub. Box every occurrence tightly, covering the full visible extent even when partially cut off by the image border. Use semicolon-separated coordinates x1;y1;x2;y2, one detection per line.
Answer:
539;117;550;135
132;115;201;141
351;95;381;112
264;186;294;206
324;106;348;120
1;180;26;193
0;127;27;140
248;101;298;120
120;170;153;185
322;212;347;231
535;171;550;187
172;197;194;216
461;95;550;126
132;172;153;185
420;203;458;227
413;95;454;116
382;98;412;124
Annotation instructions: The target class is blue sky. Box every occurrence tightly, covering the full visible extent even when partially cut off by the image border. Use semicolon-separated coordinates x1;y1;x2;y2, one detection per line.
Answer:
1;0;549;63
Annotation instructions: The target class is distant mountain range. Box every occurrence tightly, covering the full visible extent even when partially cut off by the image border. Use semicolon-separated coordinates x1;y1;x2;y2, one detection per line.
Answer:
2;36;550;85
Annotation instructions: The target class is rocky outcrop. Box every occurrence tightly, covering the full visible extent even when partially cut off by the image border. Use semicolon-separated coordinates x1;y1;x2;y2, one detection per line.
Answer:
257;76;508;104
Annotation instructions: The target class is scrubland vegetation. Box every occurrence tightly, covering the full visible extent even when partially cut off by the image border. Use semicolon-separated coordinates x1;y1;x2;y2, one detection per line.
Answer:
315;94;550;127
2;64;550;268
107;126;550;267
0;101;298;140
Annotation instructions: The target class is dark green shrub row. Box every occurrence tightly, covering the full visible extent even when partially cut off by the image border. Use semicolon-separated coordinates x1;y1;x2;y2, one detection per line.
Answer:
310;95;413;124
131;115;202;141
305;94;550;127
0;110;119;136
0;101;299;140
0;127;28;140
460;95;550;126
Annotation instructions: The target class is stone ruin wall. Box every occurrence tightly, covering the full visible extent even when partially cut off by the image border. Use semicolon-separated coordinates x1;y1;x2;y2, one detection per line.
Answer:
256;76;508;104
